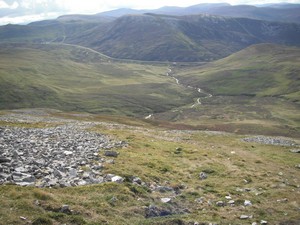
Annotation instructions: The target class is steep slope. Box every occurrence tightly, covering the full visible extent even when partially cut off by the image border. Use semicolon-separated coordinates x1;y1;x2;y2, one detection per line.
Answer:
78;14;300;62
0;43;195;115
87;14;214;62
1;13;300;62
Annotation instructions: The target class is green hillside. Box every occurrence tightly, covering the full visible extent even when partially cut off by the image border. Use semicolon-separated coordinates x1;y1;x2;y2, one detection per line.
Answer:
150;44;300;137
175;44;300;102
0;43;195;116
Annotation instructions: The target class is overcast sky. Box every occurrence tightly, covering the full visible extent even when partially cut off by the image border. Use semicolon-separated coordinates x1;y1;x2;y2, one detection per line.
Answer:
0;0;300;25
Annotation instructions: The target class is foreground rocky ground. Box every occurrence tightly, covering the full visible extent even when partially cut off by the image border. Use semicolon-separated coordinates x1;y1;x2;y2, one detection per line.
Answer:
0;109;299;225
0;109;129;187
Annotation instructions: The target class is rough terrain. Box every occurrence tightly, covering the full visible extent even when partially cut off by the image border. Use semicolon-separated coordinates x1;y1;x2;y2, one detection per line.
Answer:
0;109;299;225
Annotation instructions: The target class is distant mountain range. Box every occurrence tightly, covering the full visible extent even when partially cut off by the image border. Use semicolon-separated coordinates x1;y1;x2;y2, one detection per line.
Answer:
0;3;300;62
96;3;300;24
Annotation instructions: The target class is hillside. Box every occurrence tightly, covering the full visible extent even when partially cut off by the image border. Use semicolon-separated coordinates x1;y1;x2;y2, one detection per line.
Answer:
98;3;300;24
74;14;300;62
150;44;300;138
1;14;300;62
0;43;195;116
0;42;299;137
175;44;300;102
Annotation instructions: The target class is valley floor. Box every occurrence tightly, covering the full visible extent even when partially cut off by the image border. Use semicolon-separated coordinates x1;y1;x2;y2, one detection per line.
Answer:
0;109;299;224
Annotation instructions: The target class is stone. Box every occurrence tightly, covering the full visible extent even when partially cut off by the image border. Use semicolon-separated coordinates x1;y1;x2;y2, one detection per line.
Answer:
64;151;73;156
244;200;252;206
161;198;171;203
290;149;300;153
154;186;174;193
228;200;235;205
195;197;205;204
77;180;88;186
260;220;268;224
0;157;11;163
216;201;225;207
277;198;288;203
240;215;250;219
69;168;77;178
145;205;172;218
199;172;208;180
106;159;115;164
225;196;232;200
53;169;64;179
132;176;142;185
60;205;72;214
14;167;28;173
111;175;124;183
104;151;119;157
0;115;127;187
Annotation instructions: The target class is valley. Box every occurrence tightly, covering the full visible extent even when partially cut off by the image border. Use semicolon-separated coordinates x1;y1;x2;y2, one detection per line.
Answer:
0;2;300;224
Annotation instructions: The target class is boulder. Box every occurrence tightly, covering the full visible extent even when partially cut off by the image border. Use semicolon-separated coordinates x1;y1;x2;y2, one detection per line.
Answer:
199;172;207;180
104;151;119;157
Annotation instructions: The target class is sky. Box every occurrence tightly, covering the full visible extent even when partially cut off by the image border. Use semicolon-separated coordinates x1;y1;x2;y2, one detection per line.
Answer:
0;0;300;25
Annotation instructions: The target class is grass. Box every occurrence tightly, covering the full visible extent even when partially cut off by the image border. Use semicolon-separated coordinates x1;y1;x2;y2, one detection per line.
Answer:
174;44;300;102
152;44;300;137
0;111;299;224
0;43;195;116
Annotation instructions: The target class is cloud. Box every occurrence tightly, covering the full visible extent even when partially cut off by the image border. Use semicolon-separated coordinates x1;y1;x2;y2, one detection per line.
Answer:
0;0;18;9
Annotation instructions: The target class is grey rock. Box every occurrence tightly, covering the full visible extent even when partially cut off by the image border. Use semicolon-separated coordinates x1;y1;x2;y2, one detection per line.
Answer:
154;186;174;193
243;136;297;146
69;168;78;178
195;197;205;204
64;151;73;156
0;157;11;163
199;172;208;180
290;149;300;153
161;198;171;203
106;159;115;164
0;117;127;187
14;167;28;173
111;175;124;183
277;198;288;203
77;180;87;186
60;205;72;214
104;150;119;157
132;176;142;185
240;215;250;219
228;200;235;205
244;200;252;206
145;205;172;218
216;201;225;207
53;169;64;179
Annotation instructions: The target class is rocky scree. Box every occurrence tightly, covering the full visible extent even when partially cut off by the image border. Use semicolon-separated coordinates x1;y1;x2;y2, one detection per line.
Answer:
0;123;127;187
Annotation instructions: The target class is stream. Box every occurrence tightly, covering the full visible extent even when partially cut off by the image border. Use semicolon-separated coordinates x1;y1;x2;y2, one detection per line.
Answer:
145;67;213;119
166;67;212;108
